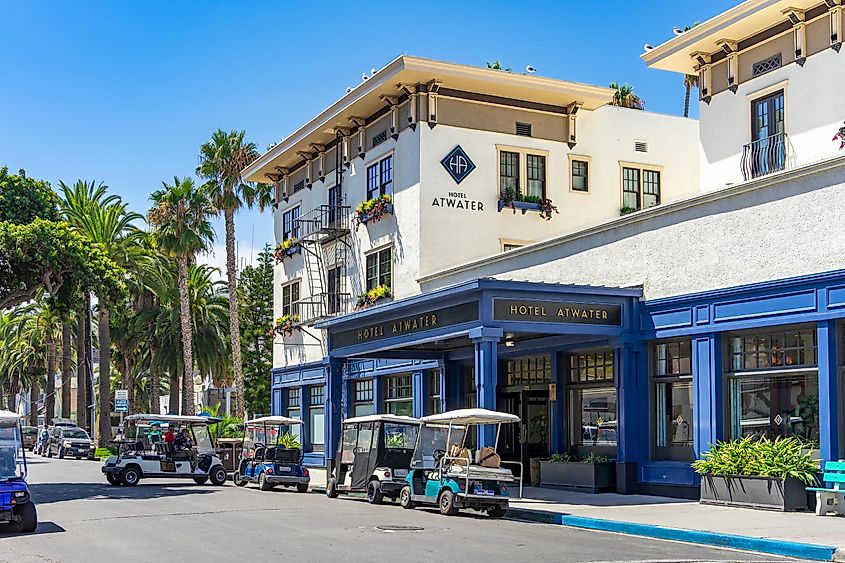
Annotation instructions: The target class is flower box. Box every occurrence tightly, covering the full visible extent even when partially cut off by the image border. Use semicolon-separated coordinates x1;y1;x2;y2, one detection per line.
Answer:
273;242;301;264
358;203;394;225
355;285;391;310
699;474;808;512
539;461;616;493
497;200;542;214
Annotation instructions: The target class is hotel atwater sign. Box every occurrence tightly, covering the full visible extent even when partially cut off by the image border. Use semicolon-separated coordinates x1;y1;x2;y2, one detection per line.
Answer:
332;301;479;348
493;299;622;326
440;145;476;184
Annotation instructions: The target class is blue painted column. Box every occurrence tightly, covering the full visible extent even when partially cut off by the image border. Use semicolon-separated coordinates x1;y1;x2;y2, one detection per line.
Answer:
412;370;425;419
443;361;462;411
372;376;383;414
549;352;566;454
299;383;309;452
438;366;448;414
615;344;648;493
324;358;343;464
343;379;354;419
692;333;723;457
818;320;840;462
470;327;502;448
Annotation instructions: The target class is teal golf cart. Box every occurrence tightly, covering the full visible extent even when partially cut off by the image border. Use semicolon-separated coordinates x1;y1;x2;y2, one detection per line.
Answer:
399;409;522;518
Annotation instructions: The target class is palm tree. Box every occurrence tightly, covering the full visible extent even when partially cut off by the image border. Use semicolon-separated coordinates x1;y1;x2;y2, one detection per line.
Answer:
610;82;645;110
196;129;268;418
681;23;701;118
148;177;215;415
59;180;141;445
60;319;73;419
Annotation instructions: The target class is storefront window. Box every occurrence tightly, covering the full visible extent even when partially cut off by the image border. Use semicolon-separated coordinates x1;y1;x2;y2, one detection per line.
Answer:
383;375;413;416
568;350;616;451
463;366;476;408
427;371;441;415
286;388;301;445
308;386;325;452
728;328;817;371
652;340;694;460
569;350;614;383
352;379;374;417
506;355;551;386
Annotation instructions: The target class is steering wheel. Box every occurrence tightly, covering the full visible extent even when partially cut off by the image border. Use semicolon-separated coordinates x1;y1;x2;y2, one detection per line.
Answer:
432;449;446;464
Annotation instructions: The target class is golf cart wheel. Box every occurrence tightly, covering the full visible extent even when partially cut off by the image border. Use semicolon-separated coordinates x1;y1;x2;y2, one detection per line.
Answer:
105;474;122;486
209;465;227;486
438;490;459;516
120;466;141;487
58;448;64;459
15;502;37;533
366;480;384;504
193;476;209;485
399;486;415;509
296;483;308;493
258;472;272;491
232;472;247;487
326;477;339;498
487;505;507;519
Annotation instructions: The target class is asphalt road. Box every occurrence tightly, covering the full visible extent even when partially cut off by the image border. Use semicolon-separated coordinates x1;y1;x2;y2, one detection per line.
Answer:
0;456;799;563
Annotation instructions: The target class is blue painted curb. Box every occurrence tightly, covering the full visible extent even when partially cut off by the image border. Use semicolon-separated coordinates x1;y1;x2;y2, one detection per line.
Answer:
507;508;837;561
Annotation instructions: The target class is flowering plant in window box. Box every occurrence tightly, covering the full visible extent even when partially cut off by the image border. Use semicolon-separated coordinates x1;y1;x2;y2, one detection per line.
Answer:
497;188;558;220
273;238;301;263
833;121;845;150
354;194;394;228
355;285;391;310
271;314;300;338
619;206;638;216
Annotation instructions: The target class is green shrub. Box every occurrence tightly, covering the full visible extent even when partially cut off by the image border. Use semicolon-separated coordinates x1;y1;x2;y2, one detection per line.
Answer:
95;447;117;459
276;432;300;449
548;453;575;462
580;453;609;464
692;436;819;485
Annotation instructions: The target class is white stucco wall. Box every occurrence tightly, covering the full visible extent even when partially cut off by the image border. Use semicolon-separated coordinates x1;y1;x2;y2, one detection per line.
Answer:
700;48;845;192
420;157;845;302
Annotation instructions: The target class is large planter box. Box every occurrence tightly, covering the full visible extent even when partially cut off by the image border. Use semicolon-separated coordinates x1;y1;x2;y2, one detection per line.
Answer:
540;461;616;493
358;203;394;225
700;474;809;512
497;200;542;214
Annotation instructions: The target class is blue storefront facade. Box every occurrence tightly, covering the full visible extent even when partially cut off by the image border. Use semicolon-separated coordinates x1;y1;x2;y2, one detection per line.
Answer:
271;273;844;497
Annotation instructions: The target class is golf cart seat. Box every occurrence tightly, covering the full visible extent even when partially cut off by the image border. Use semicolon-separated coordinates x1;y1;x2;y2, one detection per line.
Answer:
172;449;190;461
253;446;265;461
275;448;301;464
264;447;277;462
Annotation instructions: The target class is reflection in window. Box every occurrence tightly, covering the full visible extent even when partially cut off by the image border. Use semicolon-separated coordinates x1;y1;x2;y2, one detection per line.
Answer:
427;371;441;415
570;387;617;447
507;355;551;386
655;381;693;448
308;386;325;452
353;379;374;417
728;329;817;371
383;375;413;416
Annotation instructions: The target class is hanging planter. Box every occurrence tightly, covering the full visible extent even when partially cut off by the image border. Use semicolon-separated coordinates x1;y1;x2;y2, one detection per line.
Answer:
354;194;394;228
497;188;558;220
271;314;300;338
355;285;391;310
833;120;845;150
273;238;301;263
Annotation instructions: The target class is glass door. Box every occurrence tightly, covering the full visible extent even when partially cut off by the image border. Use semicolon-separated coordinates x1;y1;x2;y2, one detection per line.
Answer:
750;90;786;177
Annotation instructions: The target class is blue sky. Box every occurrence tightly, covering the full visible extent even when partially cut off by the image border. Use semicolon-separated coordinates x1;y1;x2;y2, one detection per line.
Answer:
0;0;737;271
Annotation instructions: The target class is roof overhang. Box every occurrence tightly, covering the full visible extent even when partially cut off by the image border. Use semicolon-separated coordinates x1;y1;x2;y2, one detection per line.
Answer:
242;55;614;182
642;0;821;74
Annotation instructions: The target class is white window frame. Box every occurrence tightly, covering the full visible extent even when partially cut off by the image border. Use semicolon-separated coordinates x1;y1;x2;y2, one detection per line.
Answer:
618;161;664;211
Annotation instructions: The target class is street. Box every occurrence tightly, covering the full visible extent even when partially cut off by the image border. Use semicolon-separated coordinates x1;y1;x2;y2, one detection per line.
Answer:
0;456;799;563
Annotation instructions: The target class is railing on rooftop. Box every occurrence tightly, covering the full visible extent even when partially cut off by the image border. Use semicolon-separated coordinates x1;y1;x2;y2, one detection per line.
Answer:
741;133;789;181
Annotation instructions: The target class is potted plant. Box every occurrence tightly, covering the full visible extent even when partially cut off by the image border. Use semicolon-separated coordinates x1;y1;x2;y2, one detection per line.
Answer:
277;432;301;449
539;452;616;493
619;206;638;216
355;285;391;310
273;238;301;263
497;188;558;219
271;314;300;337
693;436;819;511
354;194;394;227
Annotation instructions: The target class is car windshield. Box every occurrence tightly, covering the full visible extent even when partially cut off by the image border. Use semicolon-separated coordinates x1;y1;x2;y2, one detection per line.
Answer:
411;423;467;469
62;428;90;439
384;423;417;450
0;426;24;480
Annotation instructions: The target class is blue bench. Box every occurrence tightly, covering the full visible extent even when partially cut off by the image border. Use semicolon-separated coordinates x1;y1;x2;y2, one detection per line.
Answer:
807;460;845;516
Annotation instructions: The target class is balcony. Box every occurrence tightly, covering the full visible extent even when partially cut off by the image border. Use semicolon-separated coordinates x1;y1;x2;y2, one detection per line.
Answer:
294;292;352;325
741;133;789;181
295;204;351;244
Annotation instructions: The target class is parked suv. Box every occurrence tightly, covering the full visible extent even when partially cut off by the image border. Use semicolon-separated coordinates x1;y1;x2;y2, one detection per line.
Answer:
48;426;95;460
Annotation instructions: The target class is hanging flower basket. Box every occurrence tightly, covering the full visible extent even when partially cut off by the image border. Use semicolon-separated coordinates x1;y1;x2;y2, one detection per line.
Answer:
271;314;301;338
833;121;845;150
355;285;391;310
497;188;558;220
273;239;301;264
354;195;394;228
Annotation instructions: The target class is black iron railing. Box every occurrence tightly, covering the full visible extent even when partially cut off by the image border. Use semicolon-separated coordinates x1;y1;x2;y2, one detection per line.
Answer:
294;204;351;242
741;133;789;181
294;292;352;324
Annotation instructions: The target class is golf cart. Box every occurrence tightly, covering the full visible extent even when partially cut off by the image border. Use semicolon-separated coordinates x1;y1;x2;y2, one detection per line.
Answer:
326;414;420;504
399;408;522;518
0;411;37;532
233;416;310;492
101;413;227;487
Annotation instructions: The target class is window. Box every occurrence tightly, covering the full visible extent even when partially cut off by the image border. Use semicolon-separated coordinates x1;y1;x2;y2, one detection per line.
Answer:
327;185;340;226
327;266;341;315
507;355;551;386
503;244;523;252
725;327;819;448
282;206;301;241
525;154;546;199
499;151;519;195
365;247;392;291
568;350;616;450
747;90;786;179
427;371;441;415
352;379;374;417
571;159;589;192
281;281;300;318
366;154;393;200
383;375;413;416
308;385;325;452
621;166;661;211
286;388;301;445
652;340;693;461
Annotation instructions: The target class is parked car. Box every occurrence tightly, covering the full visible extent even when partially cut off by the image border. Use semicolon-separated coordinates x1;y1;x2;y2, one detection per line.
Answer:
47;426;95;460
21;426;37;451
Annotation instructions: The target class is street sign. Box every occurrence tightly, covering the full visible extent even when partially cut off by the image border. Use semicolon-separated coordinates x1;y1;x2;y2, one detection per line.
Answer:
115;389;128;401
115;399;128;413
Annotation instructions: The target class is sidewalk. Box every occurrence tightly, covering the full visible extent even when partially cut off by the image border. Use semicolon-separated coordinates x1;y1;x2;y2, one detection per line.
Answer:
306;468;842;561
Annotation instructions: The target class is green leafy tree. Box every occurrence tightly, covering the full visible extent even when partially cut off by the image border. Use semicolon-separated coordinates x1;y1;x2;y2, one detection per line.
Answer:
610;82;645;110
237;244;273;416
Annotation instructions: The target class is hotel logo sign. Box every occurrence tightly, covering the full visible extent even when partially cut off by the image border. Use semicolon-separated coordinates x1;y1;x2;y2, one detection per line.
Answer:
440;145;476;184
493;299;622;326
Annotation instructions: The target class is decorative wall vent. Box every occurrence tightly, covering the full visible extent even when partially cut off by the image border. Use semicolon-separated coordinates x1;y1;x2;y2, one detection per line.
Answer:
752;54;782;77
293;180;305;193
371;130;388;147
515;122;533;137
634;140;648;153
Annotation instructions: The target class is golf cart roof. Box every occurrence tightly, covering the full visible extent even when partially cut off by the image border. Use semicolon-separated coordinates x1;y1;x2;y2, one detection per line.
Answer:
342;414;421;425
126;414;222;424
0;411;21;426
421;409;520;425
244;416;303;426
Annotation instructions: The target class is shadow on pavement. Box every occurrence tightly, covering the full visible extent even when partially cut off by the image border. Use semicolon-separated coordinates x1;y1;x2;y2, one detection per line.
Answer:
29;482;219;505
0;521;65;537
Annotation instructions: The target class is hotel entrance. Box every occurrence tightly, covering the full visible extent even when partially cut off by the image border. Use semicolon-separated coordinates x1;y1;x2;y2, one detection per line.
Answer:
499;355;552;471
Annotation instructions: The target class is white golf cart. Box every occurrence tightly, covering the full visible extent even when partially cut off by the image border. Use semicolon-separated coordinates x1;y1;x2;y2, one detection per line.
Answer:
101;414;227;487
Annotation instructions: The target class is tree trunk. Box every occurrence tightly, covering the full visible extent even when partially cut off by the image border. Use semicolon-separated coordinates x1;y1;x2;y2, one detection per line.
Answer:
224;207;245;418
61;321;73;419
98;305;113;446
45;331;57;425
8;373;19;412
177;256;195;415
28;376;38;427
150;340;161;414
123;355;135;414
168;361;179;415
76;305;87;429
683;83;692;118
